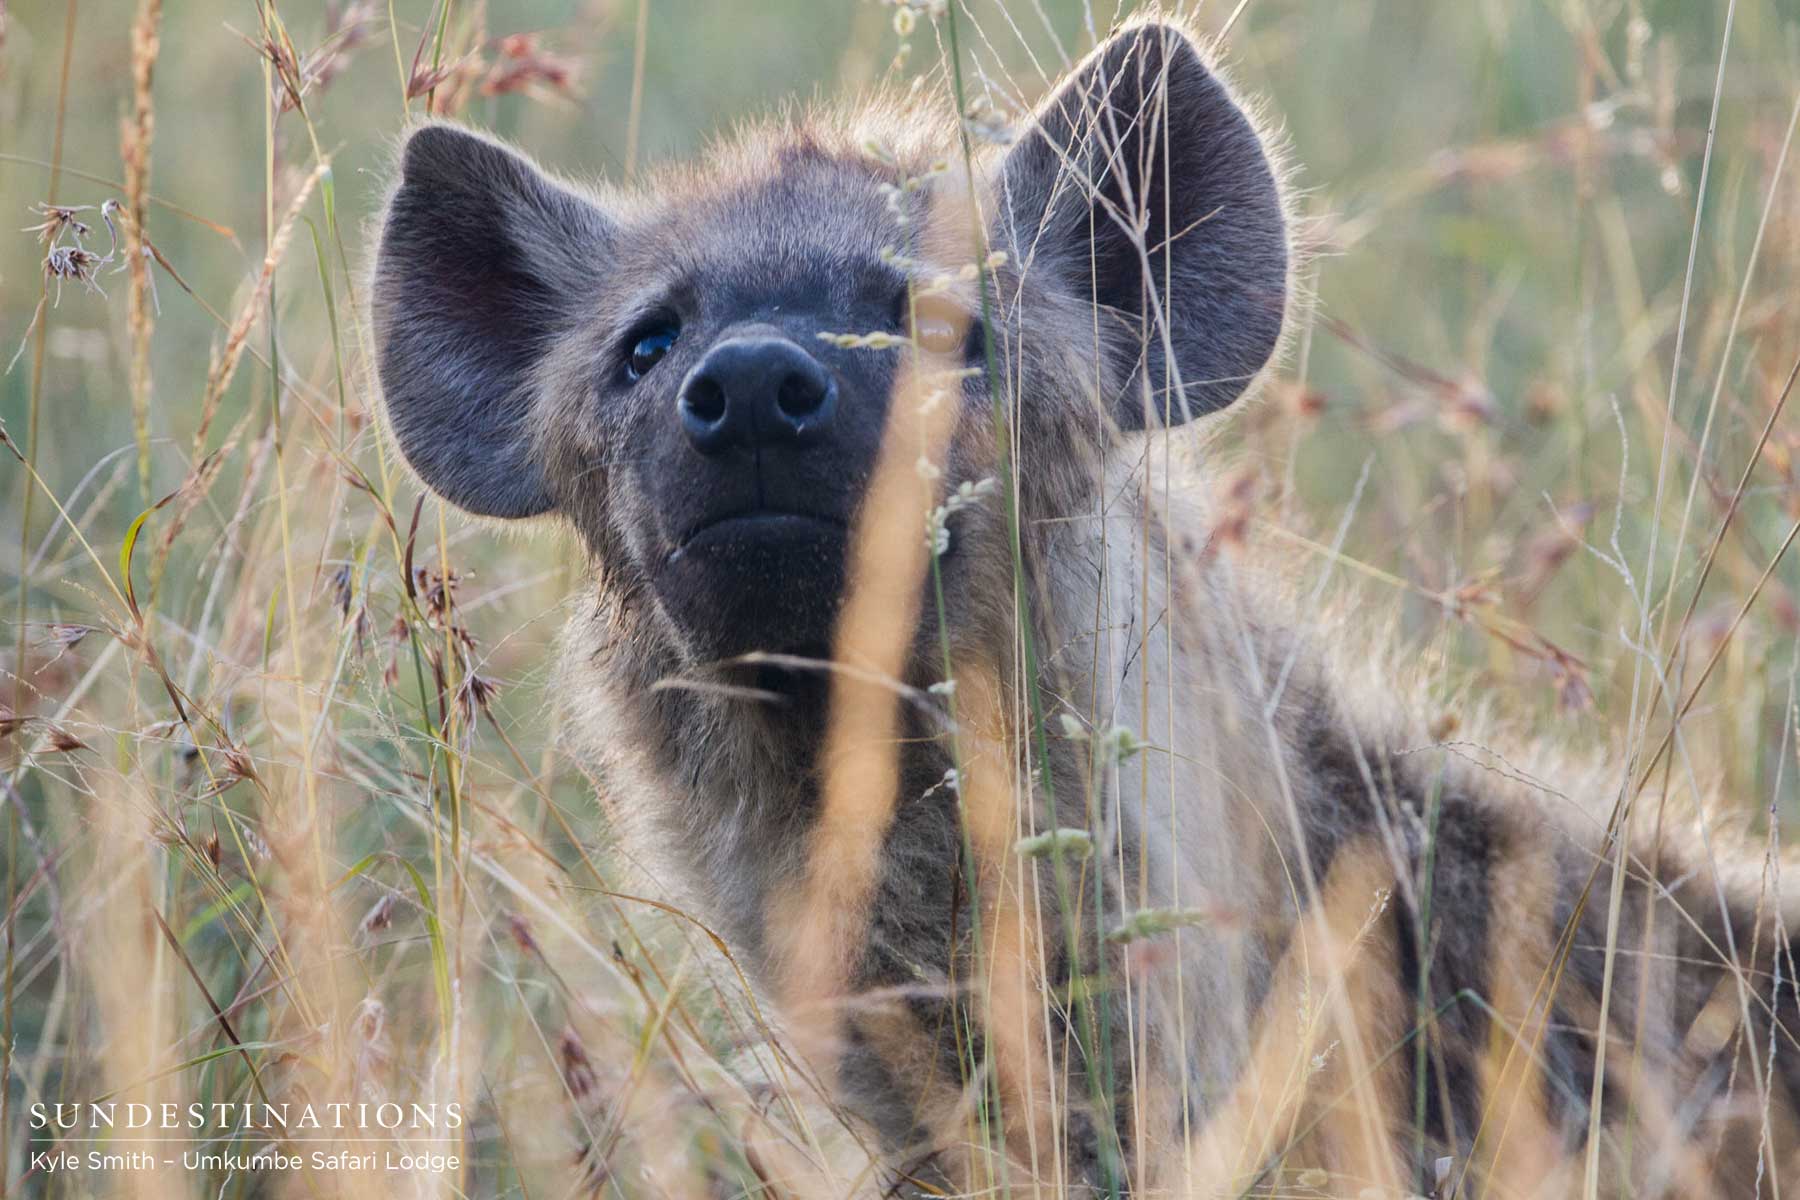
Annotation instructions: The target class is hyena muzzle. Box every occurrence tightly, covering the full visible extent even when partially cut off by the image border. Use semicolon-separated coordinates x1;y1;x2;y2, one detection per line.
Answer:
372;17;1800;1197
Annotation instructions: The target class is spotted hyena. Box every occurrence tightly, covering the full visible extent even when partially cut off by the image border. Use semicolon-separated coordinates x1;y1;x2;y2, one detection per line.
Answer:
373;17;1800;1196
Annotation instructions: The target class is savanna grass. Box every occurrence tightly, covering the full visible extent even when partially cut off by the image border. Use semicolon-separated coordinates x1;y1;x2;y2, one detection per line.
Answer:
3;1;1799;1196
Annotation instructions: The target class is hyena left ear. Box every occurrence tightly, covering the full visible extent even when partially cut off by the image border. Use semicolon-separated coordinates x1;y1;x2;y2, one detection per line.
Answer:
373;123;616;518
996;21;1287;426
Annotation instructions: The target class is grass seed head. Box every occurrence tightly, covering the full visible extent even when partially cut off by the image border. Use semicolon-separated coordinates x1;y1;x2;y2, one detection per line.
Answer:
45;727;88;753
558;1025;598;1103
24;203;92;245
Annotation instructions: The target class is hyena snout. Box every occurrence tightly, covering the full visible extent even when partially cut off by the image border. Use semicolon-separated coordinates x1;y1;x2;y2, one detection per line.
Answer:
656;326;859;660
678;332;839;455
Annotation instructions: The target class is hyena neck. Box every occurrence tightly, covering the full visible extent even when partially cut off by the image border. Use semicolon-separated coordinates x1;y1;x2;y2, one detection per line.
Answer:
565;457;1331;980
565;553;979;972
1036;456;1324;981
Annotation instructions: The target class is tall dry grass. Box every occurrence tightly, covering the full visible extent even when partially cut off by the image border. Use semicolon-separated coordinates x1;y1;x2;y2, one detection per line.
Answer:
2;0;1798;1197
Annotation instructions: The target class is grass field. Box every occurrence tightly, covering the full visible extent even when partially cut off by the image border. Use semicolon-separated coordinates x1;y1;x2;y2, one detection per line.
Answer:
2;0;1798;1196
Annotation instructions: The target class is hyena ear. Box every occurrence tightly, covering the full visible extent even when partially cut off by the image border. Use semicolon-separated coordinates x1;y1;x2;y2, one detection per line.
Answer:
373;123;615;518
996;21;1287;426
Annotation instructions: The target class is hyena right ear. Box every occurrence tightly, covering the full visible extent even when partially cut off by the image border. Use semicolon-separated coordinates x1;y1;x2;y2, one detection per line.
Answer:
373;124;615;518
996;21;1288;427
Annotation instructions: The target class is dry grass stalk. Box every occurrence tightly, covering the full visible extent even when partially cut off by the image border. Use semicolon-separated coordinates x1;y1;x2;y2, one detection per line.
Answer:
953;660;1057;1178
769;312;966;1081
121;0;162;503
1180;843;1406;1194
68;778;189;1200
192;158;324;452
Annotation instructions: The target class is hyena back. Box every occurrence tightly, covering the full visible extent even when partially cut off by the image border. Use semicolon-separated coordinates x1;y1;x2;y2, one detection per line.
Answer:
373;18;1800;1196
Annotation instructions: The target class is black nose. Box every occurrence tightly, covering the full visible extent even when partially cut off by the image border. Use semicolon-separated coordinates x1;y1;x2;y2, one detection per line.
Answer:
678;337;838;455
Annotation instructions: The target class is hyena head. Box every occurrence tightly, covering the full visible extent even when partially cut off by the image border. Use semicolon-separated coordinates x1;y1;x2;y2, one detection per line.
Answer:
372;19;1287;677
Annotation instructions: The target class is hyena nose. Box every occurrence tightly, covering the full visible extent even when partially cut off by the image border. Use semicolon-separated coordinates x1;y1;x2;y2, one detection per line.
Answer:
678;337;838;455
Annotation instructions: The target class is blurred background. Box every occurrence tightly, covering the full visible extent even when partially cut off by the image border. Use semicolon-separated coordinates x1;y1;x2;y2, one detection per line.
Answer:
2;0;1797;1195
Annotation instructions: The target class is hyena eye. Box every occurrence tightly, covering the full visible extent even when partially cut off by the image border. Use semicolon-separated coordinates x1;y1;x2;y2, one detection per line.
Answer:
625;321;680;382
